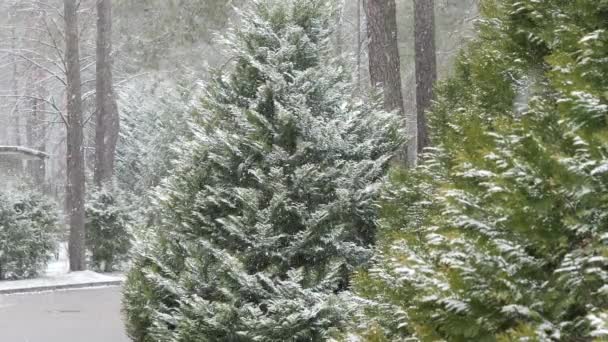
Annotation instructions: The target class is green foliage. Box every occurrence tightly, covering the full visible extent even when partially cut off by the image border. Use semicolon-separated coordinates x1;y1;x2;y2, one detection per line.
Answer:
0;190;59;280
123;236;168;342
123;0;403;340
85;186;133;272
355;0;608;340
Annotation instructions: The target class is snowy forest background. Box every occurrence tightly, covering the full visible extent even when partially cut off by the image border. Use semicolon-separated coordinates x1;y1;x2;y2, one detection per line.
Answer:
1;0;607;341
0;0;478;194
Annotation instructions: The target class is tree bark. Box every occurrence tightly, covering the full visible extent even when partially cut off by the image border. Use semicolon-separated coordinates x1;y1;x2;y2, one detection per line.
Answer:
356;0;362;91
94;0;120;187
335;0;344;57
414;0;437;153
36;72;47;186
365;0;404;116
26;71;47;186
26;88;35;179
10;25;21;147
64;0;86;271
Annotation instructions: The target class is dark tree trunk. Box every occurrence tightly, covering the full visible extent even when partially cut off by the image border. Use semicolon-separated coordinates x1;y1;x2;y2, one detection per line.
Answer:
365;0;404;115
356;0;362;91
64;0;86;272
94;0;120;187
414;0;437;153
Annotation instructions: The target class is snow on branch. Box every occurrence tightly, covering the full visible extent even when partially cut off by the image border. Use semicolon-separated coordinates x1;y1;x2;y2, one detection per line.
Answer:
0;146;49;159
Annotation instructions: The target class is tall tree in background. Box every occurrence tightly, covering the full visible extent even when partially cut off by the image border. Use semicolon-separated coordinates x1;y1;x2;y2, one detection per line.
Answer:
414;0;436;153
365;0;404;116
356;0;362;91
26;71;47;187
10;22;21;146
64;0;86;271
334;0;345;56
94;0;120;186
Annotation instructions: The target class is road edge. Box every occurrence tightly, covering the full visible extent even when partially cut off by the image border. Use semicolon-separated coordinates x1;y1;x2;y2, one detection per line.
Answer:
0;280;123;295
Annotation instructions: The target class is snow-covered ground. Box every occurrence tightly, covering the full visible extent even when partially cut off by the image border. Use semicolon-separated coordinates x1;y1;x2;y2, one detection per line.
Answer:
0;243;125;295
45;242;70;277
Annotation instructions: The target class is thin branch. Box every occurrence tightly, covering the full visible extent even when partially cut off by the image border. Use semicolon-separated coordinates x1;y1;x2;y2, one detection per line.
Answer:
0;49;66;85
0;94;68;126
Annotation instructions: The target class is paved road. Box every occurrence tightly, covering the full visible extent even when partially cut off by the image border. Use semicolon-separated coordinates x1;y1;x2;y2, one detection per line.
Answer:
0;286;130;342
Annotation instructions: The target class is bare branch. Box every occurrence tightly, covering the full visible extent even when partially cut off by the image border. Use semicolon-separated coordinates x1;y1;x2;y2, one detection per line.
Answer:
0;145;49;159
0;49;66;85
0;94;68;126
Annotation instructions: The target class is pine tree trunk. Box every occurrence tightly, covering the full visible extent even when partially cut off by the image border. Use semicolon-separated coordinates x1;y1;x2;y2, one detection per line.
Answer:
64;0;86;271
414;0;437;153
27;72;47;186
335;0;345;57
365;0;404;116
356;0;362;91
26;82;35;180
94;0;120;187
10;25;21;147
36;72;47;187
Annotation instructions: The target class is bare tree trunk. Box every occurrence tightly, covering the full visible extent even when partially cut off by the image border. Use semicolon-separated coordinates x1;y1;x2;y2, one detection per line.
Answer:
36;71;47;187
414;0;437;153
64;0;86;271
26;84;35;179
10;26;21;147
26;71;47;186
365;0;404;115
334;0;344;57
94;0;120;187
356;0;362;91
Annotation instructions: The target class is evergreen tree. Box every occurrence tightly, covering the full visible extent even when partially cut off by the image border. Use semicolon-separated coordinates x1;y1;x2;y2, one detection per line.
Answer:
355;0;608;340
123;0;402;341
85;186;133;272
0;189;59;280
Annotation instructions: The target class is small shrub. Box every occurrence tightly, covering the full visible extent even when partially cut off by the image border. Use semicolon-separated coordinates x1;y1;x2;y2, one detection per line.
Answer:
0;190;60;280
85;187;133;272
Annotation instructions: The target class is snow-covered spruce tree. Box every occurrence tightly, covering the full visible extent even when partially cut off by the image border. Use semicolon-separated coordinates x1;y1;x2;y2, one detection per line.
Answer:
0;190;59;280
85;186;133;272
123;0;403;341
354;0;608;340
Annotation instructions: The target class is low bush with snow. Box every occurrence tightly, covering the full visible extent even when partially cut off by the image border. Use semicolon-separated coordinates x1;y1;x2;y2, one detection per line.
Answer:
0;190;60;280
85;186;133;272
